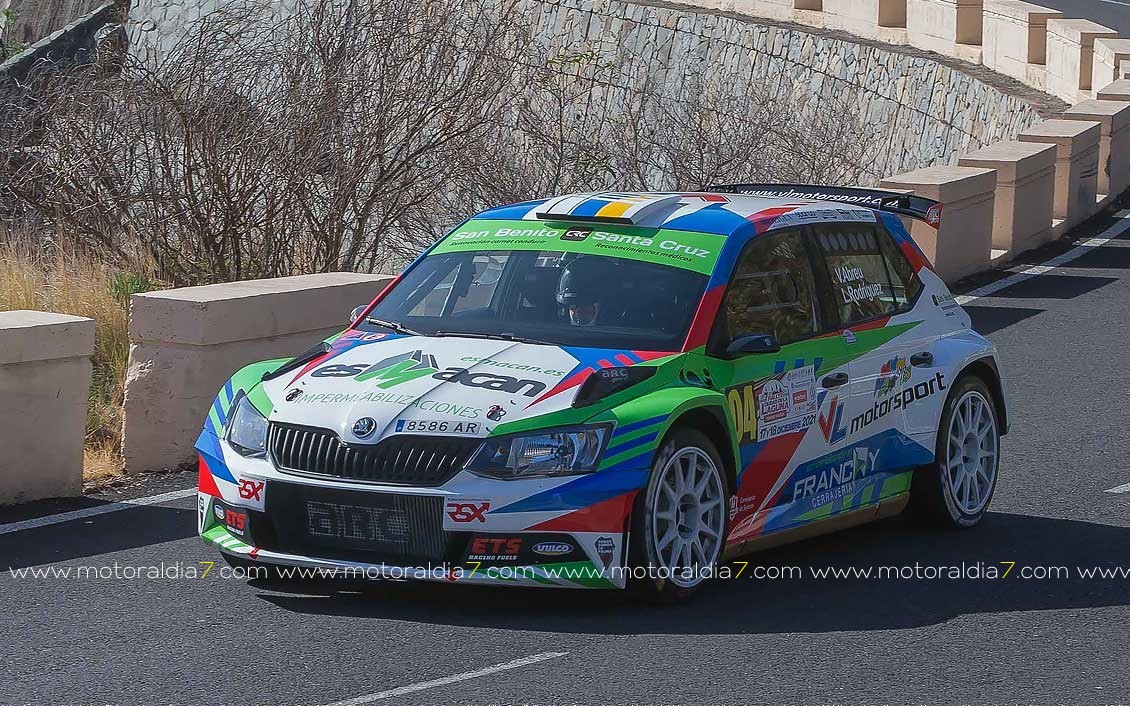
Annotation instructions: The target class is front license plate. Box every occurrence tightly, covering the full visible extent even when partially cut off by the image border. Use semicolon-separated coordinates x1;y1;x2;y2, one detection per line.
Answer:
304;499;410;550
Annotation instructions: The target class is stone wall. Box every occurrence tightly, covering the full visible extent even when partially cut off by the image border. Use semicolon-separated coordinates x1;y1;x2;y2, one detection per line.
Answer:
127;0;1049;178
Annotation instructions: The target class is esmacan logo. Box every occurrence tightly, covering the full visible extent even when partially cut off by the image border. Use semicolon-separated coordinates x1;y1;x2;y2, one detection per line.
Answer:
312;350;548;397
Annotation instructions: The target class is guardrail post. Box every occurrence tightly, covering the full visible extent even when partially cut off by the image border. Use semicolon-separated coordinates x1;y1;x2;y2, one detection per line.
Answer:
959;140;1057;256
0;311;95;505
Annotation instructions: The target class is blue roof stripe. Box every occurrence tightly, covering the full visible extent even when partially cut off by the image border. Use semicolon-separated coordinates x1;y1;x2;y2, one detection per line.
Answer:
572;197;608;217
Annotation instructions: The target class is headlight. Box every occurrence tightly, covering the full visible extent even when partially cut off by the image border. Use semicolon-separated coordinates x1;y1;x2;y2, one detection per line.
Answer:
467;425;611;479
226;394;268;458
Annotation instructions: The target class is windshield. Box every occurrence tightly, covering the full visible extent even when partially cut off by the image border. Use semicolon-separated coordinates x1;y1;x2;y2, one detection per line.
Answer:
362;250;708;350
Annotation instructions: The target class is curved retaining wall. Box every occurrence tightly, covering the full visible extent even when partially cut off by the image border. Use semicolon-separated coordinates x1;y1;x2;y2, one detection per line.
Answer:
129;0;1049;177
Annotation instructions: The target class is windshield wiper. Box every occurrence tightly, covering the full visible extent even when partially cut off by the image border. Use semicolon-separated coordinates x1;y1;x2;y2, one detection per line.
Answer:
364;317;423;336
433;331;547;345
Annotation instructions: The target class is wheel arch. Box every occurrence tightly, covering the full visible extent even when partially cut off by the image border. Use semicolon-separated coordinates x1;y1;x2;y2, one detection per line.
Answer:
956;356;1009;435
663;405;738;494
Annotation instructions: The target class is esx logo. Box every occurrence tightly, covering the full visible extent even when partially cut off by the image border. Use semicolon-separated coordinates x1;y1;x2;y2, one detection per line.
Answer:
238;479;265;502
818;396;848;445
446;501;490;523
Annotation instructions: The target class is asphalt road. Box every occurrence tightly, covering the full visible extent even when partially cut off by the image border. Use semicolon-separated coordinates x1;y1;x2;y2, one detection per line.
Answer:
4;209;1130;705
1036;0;1130;35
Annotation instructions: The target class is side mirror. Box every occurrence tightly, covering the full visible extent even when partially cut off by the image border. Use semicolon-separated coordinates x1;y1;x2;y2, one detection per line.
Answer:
349;305;367;323
724;333;781;357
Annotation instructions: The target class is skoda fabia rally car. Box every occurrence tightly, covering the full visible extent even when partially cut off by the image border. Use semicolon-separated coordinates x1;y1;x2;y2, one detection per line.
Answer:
196;185;1009;600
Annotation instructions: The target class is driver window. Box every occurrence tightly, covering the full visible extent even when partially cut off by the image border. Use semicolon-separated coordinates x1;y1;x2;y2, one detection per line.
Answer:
408;253;508;317
722;230;818;345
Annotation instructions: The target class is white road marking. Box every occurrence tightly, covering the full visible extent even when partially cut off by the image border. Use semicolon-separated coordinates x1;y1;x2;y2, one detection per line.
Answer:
955;210;1130;305
1099;0;1130;7
0;487;196;536
1104;482;1130;494
320;652;569;706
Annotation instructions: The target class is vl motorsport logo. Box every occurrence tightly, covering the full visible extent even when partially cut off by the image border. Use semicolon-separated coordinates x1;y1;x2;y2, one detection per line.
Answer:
820;372;947;444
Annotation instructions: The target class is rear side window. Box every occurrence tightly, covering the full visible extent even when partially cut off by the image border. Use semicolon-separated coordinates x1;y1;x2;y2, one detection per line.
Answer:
876;229;924;307
720;230;819;345
812;223;916;327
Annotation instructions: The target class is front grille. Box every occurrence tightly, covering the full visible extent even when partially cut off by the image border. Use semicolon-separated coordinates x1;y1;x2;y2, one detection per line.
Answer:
268;423;481;486
255;481;450;564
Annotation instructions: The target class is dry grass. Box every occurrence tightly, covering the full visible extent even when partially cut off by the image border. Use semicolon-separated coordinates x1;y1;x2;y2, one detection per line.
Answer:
0;240;156;481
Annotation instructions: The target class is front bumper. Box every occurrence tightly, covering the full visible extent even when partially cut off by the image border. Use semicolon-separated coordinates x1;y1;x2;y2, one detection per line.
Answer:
196;434;644;589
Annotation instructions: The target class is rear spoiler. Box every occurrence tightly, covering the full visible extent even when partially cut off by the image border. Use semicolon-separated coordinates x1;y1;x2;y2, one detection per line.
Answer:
708;183;942;229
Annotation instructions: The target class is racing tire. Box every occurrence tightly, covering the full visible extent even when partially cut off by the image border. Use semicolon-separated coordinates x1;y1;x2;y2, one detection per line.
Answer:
908;375;1000;529
628;428;730;603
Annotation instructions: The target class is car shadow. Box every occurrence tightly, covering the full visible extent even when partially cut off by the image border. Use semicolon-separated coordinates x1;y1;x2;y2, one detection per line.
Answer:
259;512;1130;635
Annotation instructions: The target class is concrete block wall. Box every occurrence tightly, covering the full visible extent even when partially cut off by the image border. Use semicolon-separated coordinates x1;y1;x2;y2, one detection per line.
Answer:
0;311;95;504
122;273;394;473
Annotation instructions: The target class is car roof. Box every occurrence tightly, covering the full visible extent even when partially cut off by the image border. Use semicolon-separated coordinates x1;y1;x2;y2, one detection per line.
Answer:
469;191;881;237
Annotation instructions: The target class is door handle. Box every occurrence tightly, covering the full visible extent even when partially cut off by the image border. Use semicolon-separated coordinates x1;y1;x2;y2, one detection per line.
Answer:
910;352;934;367
821;372;849;389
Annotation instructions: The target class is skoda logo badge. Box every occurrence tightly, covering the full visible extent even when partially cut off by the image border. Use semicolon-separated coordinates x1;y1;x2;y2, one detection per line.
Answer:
352;417;377;438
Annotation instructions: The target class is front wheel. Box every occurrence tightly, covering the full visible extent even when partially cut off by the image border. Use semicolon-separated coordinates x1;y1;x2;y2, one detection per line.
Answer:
909;375;1000;528
628;428;729;602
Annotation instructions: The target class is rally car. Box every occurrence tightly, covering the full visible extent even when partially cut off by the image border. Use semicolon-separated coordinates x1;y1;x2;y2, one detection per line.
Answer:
196;185;1008;600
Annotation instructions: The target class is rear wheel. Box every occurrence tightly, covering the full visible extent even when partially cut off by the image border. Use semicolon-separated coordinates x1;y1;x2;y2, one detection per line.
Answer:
909;375;1000;528
628;428;729;602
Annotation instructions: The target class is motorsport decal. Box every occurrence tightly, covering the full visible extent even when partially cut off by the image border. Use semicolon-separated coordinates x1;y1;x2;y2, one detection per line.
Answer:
727;365;818;444
433;219;725;275
311;350;548;398
852;372;946;436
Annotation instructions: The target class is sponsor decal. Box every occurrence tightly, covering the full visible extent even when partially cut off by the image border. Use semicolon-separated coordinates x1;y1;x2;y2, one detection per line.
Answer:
818;395;848;446
486;405;506;422
445;501;490;524
932;293;958;310
791;446;880;507
314;351;547;398
728;494;758;520
285;388;302;402
295;391;482;420
306;500;409;545
237;478;265;504
727;365;818;444
435;220;723;275
595;536;615;568
460;356;567;377
851;372;947;436
467;536;523;562
531;541;574;557
395;419;480;435
561;227;592;242
199;494;209;534
874;356;911;398
223;507;248;536
213;502;224;522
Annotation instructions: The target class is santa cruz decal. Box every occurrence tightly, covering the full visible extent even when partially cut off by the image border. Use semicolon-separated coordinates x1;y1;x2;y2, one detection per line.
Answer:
312;350;547;398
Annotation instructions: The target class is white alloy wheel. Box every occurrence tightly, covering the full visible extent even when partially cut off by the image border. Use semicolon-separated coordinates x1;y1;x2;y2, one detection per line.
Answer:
944;390;998;516
649;446;726;589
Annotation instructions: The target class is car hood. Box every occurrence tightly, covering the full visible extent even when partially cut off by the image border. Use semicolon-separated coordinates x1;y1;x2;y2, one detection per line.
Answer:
259;330;624;443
